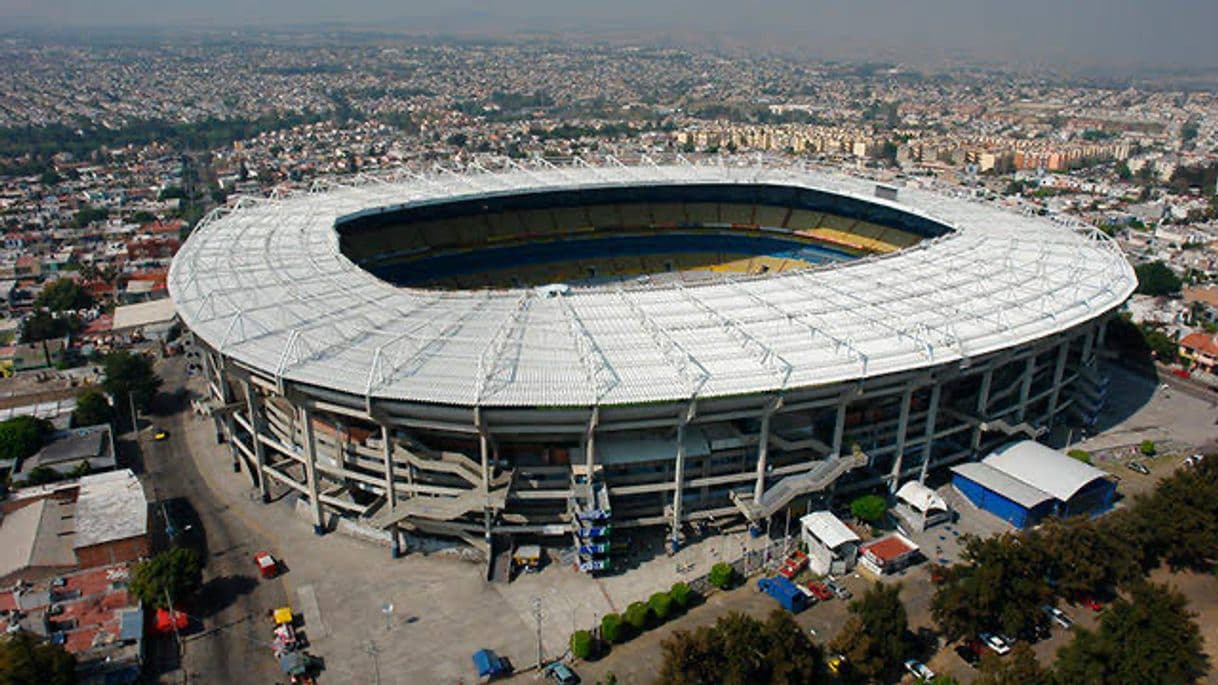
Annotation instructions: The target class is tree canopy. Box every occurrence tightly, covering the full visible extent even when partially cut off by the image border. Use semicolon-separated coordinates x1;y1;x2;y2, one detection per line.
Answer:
973;643;1050;685
34;278;92;312
849;494;888;524
1054;583;1208;685
655;610;821;685
931;533;1053;641
0;415;52;462
828;581;911;683
129;547;203;609
0;631;75;685
19;310;78;343
72;388;113;429
102;351;162;413
1134;261;1182;297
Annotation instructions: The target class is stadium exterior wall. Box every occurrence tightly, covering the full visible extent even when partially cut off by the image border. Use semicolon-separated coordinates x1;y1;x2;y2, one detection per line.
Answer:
193;312;1114;557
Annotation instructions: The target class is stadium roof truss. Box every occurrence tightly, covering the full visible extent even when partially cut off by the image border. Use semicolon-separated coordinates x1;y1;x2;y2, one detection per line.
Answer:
169;158;1136;409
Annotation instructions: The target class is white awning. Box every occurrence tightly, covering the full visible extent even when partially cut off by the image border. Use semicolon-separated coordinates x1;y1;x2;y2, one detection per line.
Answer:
800;511;859;549
895;480;947;514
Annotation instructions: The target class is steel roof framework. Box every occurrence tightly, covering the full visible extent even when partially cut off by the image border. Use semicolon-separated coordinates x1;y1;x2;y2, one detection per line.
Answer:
168;159;1136;408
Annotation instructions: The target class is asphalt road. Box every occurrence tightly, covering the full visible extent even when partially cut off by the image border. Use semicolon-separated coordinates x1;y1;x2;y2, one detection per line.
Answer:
138;353;289;684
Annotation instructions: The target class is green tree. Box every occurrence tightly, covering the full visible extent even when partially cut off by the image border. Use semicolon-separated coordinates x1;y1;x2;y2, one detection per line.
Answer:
649;591;673;622
1134;261;1182;297
709;562;735;589
973;643;1049;685
570;629;594;660
19;310;78;343
101;351;162;414
850;494;888;523
601;613;624;644
669;581;692;610
129;547;203;609
1054;583;1208;685
654;610;820;685
828;581;910;682
1030;516;1136;599
931;533;1053;641
0;415;52;461
1139;440;1156;456
34;278;92;312
624;601;650;633
71;388;113;428
0;630;75;685
1066;449;1091;464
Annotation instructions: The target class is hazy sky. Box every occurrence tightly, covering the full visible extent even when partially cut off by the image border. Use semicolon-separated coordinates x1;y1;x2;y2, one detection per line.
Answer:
3;0;1216;70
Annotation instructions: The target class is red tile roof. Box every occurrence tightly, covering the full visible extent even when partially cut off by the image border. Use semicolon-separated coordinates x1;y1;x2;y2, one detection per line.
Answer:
1181;332;1218;357
862;535;917;563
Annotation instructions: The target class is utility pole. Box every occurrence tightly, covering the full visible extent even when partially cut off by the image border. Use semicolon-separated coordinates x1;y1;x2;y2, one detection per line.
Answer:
128;391;139;435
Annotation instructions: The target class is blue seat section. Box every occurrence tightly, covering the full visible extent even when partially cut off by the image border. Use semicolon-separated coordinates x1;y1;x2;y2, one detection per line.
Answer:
373;232;853;285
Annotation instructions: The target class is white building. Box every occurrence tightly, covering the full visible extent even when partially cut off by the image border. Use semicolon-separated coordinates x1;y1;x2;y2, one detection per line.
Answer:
800;511;859;576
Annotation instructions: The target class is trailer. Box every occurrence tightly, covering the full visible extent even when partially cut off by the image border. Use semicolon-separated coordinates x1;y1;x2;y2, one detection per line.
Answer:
757;576;809;613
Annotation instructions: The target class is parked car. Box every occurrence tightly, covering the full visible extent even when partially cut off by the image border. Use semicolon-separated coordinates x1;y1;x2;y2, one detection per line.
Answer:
1126;461;1150;475
1074;594;1104;612
978;632;1012;655
542;662;580;685
903;659;935;681
955;644;981;668
1042;604;1074;629
153;426;168;441
805;581;834;601
825;580;852;599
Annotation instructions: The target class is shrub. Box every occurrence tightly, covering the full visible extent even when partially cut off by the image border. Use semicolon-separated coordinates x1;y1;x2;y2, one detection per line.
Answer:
709;562;735;589
570;629;594;660
601;613;624;643
1140;440;1157;457
649;591;673;622
670;581;692;610
850;494;888;523
624;601;650;632
1067;449;1092;464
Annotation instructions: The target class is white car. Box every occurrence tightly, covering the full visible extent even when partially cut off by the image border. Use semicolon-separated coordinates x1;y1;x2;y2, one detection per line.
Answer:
903;659;935;681
979;632;1012;655
1042;604;1074;629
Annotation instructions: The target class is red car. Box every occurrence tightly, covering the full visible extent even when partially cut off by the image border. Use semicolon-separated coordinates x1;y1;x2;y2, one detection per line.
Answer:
805;581;834;601
1076;595;1104;612
254;551;280;579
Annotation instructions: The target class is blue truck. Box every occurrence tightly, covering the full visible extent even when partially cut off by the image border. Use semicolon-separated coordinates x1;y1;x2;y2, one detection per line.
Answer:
758;576;809;613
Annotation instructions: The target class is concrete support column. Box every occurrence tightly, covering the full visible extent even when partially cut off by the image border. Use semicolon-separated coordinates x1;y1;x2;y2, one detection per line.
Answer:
243;382;269;502
888;386;914;492
830;396;848;459
971;368;994;454
299;406;324;535
380;424;400;558
671;402;695;542
753;397;781;502
475;407;489;493
918;383;941;483
1081;328;1096;367
1096;317;1109;350
1015;356;1036;423
1046;340;1070;421
586;407;599;502
475;407;493;544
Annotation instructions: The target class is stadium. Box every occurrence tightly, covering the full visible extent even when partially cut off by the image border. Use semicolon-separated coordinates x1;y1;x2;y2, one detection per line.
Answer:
168;158;1136;570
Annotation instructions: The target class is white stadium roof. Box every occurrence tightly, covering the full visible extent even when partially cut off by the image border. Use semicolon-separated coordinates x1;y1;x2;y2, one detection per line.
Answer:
168;159;1136;408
